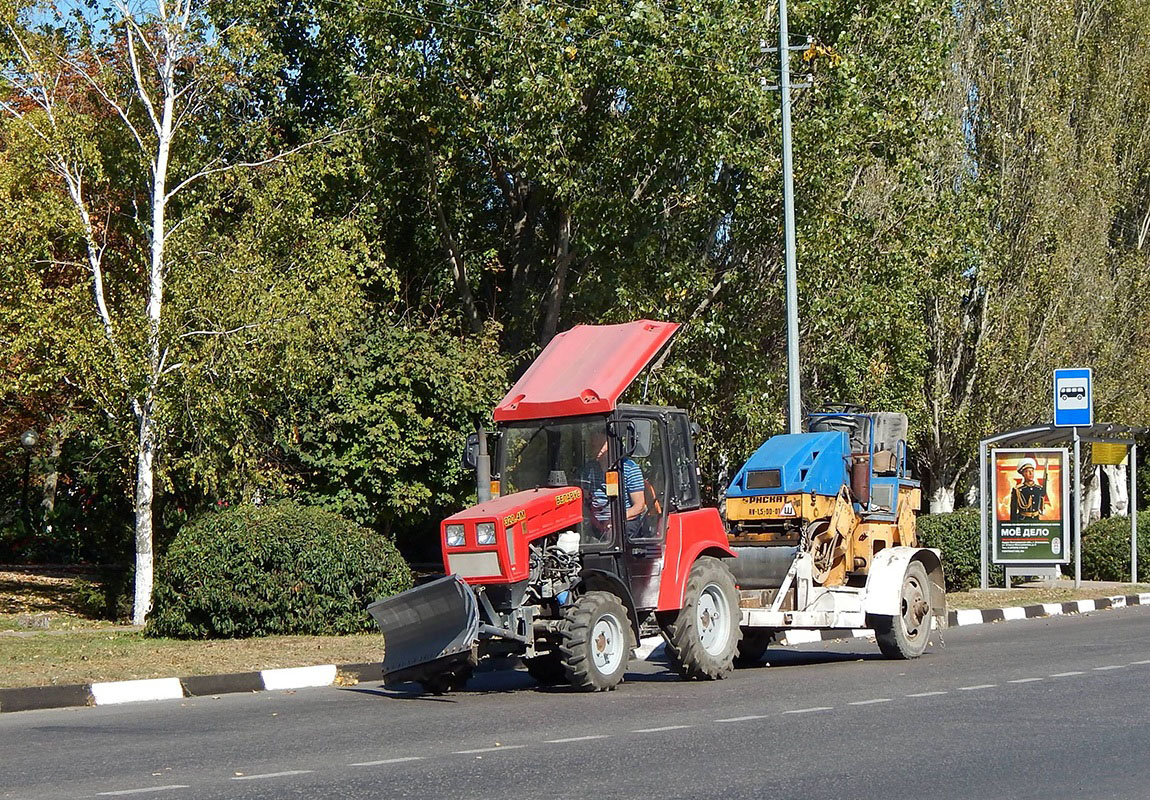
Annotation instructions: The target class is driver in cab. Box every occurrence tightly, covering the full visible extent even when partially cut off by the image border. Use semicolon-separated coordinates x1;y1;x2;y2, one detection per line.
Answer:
580;430;646;539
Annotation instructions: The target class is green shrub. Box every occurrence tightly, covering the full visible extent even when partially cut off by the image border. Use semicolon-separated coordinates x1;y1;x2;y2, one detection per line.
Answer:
1080;511;1150;583
146;501;413;639
916;508;1003;592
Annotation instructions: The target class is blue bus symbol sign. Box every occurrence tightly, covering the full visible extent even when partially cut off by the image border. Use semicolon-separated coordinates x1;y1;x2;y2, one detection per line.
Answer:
1053;368;1092;427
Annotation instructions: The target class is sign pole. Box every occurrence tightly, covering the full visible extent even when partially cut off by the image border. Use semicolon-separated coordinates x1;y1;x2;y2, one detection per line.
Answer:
1132;442;1139;584
980;440;988;590
1073;427;1081;588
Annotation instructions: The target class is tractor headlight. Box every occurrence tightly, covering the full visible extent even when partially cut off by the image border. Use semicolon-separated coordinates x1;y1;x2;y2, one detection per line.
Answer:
445;524;465;547
476;522;497;545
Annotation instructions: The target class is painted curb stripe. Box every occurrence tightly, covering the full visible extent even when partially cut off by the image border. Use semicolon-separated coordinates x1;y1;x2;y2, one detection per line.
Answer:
261;664;338;691
91;678;184;706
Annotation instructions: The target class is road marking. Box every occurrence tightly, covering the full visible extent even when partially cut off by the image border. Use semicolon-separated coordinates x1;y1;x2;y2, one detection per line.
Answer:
957;684;997;691
544;735;611;744
1049;671;1084;677
906;691;948;697
1130;660;1150;665
1093;665;1125;671
849;699;892;706
349;757;425;767
1008;678;1044;684
97;787;189;796
231;771;313;781
715;715;769;723
783;707;832;714
631;725;692;733
453;745;527;755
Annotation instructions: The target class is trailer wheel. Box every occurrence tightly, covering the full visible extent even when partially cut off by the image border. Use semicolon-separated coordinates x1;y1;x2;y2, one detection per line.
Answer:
661;557;740;680
734;628;776;666
871;560;932;659
558;591;631;692
523;652;566;686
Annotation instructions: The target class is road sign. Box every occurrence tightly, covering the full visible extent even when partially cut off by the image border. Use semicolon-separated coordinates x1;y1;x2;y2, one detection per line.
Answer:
1053;367;1092;427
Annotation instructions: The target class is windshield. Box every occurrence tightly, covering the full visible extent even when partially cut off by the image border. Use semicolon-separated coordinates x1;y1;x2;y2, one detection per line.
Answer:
500;417;612;545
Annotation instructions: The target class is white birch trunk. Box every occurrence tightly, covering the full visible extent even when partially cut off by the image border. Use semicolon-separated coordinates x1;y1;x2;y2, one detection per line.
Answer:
929;485;956;513
1104;464;1129;517
1082;469;1102;530
133;410;156;625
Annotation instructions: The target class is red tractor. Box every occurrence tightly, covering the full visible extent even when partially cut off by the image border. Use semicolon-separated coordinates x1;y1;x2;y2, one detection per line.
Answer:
368;320;743;692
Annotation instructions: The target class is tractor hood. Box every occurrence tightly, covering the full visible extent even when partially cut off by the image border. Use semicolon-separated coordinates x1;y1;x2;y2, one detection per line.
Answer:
493;320;680;422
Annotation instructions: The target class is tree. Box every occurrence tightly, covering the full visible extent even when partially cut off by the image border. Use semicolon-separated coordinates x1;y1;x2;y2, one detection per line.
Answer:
0;0;352;622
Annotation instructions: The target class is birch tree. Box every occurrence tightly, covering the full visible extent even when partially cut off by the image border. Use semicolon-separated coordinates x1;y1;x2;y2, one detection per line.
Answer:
0;0;336;623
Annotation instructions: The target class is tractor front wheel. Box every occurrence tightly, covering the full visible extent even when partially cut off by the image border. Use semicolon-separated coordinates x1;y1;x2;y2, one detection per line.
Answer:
558;591;632;692
661;557;740;680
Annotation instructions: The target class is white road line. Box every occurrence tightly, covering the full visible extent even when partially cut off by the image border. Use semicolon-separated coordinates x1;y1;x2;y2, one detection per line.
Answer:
544;735;611;744
1130;660;1150;665
453;745;527;755
715;715;769;723
849;698;891;705
1093;665;1125;671
97;787;189;796
783;707;833;714
1049;671;1085;677
1008;678;1044;684
231;771;313;781
349;757;425;767
632;725;693;733
906;691;948;697
957;684;997;691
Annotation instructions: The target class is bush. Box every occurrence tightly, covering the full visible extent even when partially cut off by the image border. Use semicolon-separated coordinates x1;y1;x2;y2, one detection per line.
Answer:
146;501;413;639
916;508;1002;592
1081;511;1150;583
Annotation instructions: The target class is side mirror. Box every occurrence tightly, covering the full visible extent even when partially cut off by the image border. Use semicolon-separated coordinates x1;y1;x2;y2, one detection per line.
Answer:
606;419;638;462
462;432;480;471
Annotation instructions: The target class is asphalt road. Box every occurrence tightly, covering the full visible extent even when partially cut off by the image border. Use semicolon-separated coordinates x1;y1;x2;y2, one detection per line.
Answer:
4;606;1150;800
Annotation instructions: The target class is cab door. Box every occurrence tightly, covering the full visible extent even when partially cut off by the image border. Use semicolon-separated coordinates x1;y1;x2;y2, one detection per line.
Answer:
620;412;672;610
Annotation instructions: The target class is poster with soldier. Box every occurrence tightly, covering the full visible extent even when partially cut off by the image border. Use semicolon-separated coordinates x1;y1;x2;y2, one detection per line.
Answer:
992;448;1069;564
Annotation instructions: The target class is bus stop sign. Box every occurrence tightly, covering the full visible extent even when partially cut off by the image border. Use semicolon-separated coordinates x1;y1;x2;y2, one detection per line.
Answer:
1053;368;1092;427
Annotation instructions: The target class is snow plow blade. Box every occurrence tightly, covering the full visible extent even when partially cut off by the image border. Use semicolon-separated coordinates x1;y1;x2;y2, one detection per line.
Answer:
367;575;480;681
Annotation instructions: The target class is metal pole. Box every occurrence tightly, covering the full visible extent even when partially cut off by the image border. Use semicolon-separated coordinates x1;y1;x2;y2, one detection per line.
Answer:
476;425;491;503
779;0;801;434
980;440;988;590
22;451;31;530
1074;427;1081;588
1132;442;1139;583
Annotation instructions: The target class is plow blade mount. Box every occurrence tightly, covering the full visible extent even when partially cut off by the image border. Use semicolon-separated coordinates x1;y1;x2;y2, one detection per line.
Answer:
367;575;480;680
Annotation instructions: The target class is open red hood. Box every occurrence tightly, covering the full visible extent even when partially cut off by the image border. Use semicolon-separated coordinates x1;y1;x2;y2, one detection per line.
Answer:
493;320;680;422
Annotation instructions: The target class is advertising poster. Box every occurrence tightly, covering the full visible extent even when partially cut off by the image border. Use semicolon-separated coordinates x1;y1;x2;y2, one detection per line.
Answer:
992;448;1069;564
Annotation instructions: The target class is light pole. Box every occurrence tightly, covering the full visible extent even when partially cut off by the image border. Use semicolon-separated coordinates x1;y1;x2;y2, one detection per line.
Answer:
20;429;38;531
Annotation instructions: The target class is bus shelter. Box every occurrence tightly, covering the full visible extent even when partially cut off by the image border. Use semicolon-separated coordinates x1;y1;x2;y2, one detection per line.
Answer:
979;423;1147;589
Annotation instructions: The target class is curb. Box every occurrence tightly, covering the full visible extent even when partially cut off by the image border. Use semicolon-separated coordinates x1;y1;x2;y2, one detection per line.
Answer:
4;593;1148;714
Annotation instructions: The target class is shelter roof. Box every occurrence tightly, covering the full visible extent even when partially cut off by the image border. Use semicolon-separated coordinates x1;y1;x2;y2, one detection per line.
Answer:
982;423;1150;448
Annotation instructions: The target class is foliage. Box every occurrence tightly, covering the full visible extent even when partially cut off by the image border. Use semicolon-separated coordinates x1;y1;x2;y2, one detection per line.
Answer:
277;320;508;560
916;508;1002;592
1080;512;1150;584
146;502;412;639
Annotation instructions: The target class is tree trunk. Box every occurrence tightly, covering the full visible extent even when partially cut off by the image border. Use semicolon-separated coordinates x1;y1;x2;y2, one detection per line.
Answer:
1104;464;1129;516
929;485;956;513
40;432;63;518
132;409;156;626
1081;468;1102;529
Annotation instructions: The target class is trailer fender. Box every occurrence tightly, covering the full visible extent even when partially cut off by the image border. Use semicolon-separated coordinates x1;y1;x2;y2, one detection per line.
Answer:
862;547;947;627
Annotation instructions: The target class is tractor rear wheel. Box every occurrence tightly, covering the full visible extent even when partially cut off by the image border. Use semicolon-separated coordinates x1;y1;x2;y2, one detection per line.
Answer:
558;591;632;692
661;557;740;680
871;561;932;659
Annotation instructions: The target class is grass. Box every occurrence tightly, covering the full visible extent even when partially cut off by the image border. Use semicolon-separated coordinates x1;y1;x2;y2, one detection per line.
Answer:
2;568;1148;690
